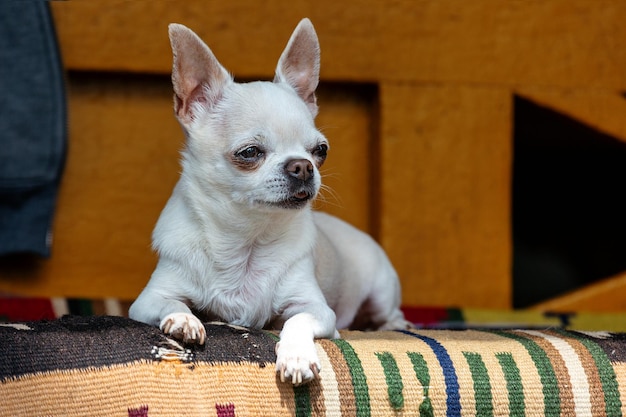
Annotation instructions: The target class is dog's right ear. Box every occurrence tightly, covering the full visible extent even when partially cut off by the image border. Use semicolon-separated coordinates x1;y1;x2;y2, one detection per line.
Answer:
168;24;232;124
274;18;320;118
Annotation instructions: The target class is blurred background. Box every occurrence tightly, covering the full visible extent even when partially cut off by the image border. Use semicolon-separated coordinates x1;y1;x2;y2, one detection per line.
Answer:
2;1;626;314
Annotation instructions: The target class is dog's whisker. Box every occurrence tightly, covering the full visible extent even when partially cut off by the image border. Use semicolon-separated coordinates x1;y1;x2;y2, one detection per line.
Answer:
315;184;343;209
313;190;344;209
315;124;339;136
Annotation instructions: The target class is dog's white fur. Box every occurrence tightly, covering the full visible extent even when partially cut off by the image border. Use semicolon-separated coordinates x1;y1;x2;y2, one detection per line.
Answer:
129;18;409;385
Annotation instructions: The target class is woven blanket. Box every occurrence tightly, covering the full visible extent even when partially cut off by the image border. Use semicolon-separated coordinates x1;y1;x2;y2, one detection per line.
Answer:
1;316;625;416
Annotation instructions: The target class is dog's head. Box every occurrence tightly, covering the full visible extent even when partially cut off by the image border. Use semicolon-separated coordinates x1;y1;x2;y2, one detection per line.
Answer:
168;19;328;212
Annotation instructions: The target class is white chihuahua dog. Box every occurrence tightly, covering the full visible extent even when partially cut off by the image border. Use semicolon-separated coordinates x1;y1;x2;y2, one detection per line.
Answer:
129;18;409;385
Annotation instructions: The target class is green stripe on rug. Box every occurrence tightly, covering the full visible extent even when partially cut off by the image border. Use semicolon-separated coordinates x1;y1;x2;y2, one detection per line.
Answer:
496;352;526;417
489;330;560;417
333;339;371;417
265;332;280;342
294;385;311;417
407;352;434;417
463;352;493;417
555;330;623;416
375;352;404;410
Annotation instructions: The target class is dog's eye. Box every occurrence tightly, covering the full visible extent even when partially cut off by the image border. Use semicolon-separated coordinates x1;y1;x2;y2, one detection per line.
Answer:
237;146;264;160
313;144;328;159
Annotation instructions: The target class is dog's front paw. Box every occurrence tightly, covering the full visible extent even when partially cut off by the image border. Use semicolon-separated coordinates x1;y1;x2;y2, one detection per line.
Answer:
275;340;320;385
160;312;206;345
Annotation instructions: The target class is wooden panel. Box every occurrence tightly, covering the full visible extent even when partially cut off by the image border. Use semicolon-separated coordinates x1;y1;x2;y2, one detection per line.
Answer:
0;75;178;299
379;83;512;308
0;76;374;299
51;1;626;89
7;1;624;310
532;271;626;312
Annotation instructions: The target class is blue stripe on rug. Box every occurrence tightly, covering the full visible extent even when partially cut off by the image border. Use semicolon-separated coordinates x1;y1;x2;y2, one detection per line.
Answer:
398;330;461;416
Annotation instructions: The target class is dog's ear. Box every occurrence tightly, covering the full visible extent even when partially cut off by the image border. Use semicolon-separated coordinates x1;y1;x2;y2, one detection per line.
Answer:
274;18;320;118
168;24;232;124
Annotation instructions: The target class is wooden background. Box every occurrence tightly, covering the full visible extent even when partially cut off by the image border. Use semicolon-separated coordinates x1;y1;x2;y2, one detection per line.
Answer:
2;1;626;311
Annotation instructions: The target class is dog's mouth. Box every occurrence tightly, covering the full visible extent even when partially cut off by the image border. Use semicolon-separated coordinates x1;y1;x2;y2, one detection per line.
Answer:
282;190;314;209
260;189;314;210
293;190;309;200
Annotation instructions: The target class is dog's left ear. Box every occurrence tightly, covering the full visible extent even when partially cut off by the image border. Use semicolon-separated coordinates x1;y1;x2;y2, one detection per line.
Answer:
274;18;320;118
169;23;232;125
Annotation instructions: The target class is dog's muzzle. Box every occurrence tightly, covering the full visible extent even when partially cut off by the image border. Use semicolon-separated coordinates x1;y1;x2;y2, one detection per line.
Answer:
276;158;317;209
255;159;318;209
286;158;317;206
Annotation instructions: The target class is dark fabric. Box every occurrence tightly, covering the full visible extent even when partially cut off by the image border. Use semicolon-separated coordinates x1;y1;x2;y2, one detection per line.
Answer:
583;330;626;362
0;2;67;256
0;316;277;381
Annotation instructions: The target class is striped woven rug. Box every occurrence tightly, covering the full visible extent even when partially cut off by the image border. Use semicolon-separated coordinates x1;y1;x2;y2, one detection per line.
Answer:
1;316;625;416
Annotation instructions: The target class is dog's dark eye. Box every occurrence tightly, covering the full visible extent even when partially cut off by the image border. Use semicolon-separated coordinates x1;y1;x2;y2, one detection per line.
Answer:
237;146;264;160
313;144;328;159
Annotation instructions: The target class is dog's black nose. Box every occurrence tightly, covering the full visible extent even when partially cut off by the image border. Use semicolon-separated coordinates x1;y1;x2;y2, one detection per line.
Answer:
285;159;314;182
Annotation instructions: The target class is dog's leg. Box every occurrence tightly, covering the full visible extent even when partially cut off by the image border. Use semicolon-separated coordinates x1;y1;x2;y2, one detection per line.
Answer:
129;288;206;345
275;302;337;385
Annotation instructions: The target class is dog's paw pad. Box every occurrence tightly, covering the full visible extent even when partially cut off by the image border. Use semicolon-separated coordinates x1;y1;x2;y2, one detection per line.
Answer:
275;341;321;386
160;313;206;345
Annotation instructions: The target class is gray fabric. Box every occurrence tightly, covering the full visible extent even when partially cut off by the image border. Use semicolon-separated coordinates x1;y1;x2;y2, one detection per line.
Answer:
0;2;67;256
